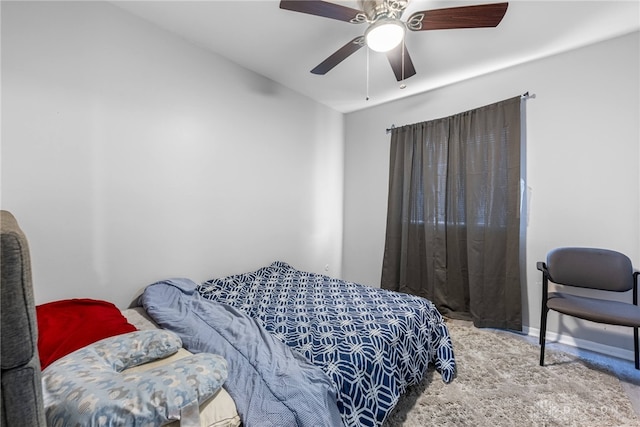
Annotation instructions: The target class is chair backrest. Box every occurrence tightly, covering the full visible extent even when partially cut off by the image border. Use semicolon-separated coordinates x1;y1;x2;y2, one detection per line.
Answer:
546;247;634;292
1;210;47;426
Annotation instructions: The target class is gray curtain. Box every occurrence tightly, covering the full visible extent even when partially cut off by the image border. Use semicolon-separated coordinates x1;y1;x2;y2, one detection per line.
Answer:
381;96;522;331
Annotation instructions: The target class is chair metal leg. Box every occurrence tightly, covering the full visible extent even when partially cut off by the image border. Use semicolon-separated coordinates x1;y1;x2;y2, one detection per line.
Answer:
538;268;550;367
539;307;548;366
634;327;639;370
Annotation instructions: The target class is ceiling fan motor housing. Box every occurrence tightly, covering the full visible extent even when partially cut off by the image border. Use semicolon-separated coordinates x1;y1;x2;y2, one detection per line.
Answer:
359;0;409;22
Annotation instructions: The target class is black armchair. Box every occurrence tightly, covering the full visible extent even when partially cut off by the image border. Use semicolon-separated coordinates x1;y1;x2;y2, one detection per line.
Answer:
538;247;640;369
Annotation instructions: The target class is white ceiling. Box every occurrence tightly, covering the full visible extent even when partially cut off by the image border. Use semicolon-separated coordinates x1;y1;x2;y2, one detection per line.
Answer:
112;1;640;113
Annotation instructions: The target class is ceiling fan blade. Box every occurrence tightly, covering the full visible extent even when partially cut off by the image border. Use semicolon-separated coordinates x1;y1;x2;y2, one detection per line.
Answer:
386;43;416;81
280;1;363;22
407;2;508;31
311;37;364;75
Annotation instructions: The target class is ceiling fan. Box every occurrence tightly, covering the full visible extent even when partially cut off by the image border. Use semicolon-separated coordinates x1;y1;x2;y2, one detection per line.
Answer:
280;0;509;81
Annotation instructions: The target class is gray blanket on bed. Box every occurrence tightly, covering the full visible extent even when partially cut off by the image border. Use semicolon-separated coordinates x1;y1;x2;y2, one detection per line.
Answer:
139;278;342;427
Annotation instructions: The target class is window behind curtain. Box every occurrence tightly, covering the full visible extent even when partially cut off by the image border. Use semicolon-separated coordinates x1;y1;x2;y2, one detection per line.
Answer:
381;96;523;331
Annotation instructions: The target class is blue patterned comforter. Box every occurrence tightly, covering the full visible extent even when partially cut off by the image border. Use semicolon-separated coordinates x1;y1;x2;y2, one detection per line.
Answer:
198;261;456;427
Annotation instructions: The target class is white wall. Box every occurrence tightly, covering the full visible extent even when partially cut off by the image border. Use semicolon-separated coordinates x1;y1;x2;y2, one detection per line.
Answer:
1;1;344;308
343;32;640;358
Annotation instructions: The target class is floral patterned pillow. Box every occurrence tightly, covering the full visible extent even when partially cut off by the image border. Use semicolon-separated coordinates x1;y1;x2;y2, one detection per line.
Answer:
42;329;228;427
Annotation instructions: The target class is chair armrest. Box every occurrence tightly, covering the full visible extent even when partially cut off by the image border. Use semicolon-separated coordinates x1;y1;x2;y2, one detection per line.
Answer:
537;261;548;274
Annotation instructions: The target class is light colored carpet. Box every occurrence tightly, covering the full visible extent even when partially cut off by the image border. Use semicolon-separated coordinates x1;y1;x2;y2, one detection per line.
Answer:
384;319;640;427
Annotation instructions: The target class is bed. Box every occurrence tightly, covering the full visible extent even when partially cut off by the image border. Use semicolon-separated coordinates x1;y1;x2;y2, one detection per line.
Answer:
139;261;457;427
36;263;456;427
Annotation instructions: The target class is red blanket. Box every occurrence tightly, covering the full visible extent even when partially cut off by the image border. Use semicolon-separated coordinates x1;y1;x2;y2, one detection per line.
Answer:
37;298;137;369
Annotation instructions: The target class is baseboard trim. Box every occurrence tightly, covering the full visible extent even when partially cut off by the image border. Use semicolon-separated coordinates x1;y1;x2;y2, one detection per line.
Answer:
524;325;635;362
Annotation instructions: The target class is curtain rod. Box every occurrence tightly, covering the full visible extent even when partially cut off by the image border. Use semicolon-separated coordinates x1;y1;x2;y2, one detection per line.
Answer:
386;91;536;134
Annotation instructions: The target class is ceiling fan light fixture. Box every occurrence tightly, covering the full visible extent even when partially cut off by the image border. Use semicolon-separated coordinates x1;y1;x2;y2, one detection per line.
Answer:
364;19;405;53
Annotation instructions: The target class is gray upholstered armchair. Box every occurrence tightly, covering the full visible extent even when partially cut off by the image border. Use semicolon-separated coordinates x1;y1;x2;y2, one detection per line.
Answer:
1;210;47;426
538;247;640;369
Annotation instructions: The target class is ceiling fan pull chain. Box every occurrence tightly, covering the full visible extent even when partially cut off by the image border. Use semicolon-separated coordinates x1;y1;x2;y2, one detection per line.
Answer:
400;37;407;89
366;46;370;101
